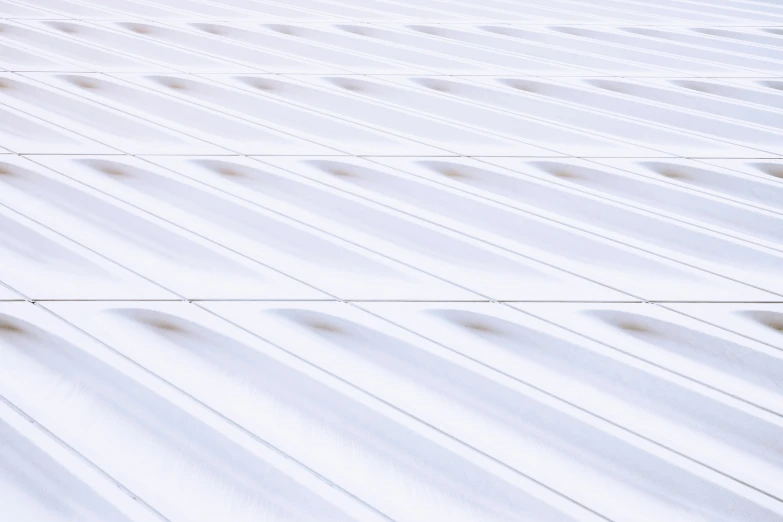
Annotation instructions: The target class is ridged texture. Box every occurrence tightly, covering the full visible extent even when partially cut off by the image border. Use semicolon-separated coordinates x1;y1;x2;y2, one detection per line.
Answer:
1;0;783;520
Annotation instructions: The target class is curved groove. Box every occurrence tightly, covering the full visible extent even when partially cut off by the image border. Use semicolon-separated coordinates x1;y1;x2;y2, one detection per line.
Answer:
192;23;402;70
555;27;779;71
56;75;292;145
332;77;635;151
758;80;783;95
673;80;783;118
416;76;726;150
0;23;145;67
144;75;407;147
0;42;65;70
639;161;783;211
414;160;783;276
0;212;100;272
0;162;257;275
332;25;574;72
622;27;783;60
0;106;82;146
43;22;230;69
587;310;783;398
113;22;317;70
482;26;729;73
0;418;132;522
190;159;542;274
34;0;181;18
678;79;783;109
269;308;780;522
235;76;509;148
640;80;783;129
305;159;684;277
737;310;783;337
693;28;783;49
76;159;393;275
752;163;783;182
249;24;474;71
0;77;180;143
585;79;783;137
508;77;783;147
529;161;783;246
107;308;571;522
429;309;783;494
406;25;642;73
0;314;353;522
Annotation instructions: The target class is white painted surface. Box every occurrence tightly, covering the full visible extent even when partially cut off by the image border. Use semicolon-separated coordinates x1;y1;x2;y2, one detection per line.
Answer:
2;0;783;520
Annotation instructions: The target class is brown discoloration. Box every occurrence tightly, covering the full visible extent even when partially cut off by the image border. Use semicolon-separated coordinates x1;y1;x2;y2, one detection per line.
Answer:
216;166;247;178
657;168;689;180
749;312;783;333
305;320;343;334
550;168;580;180
95;164;129;177
438;167;470;180
145;318;184;333
53;23;78;34
127;24;153;35
0;319;24;335
0;164;15;176
327;167;356;179
163;80;186;91
199;25;226;36
766;319;783;333
755;163;783;180
428;309;507;337
617;321;652;334
461;320;503;335
72;78;99;90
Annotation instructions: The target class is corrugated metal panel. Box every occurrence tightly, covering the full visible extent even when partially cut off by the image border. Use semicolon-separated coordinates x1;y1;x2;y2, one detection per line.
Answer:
1;0;782;520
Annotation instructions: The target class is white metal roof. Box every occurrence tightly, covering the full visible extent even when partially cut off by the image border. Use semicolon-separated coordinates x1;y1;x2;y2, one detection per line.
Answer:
1;0;783;520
